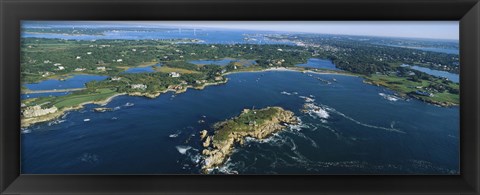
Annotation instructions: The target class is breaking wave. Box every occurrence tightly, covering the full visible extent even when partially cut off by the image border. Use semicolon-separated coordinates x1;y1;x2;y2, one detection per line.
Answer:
379;93;401;102
176;145;192;155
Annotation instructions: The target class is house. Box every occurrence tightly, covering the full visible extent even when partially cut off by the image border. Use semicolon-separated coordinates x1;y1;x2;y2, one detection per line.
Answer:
53;63;62;66
277;48;283;51
111;77;122;81
76;56;81;59
57;66;65;70
74;68;86;72
131;84;147;90
87;52;92;55
96;66;106;71
169;72;181;78
116;59;123;62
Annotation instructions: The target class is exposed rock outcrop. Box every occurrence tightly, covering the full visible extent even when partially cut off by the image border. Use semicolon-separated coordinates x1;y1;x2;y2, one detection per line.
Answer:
200;106;297;173
199;130;208;140
22;105;58;118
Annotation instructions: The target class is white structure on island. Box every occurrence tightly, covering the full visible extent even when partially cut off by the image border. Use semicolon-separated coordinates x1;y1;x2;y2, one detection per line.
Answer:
111;77;122;81
57;66;65;70
131;84;147;90
96;66;106;71
169;72;181;78
74;68;86;72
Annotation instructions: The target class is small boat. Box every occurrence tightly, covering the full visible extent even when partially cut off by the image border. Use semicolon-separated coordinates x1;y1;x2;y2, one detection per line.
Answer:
83;119;90;122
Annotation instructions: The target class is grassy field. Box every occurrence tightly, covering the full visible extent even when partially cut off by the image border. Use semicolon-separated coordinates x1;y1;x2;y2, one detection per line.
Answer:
26;88;118;109
156;66;201;74
366;74;459;105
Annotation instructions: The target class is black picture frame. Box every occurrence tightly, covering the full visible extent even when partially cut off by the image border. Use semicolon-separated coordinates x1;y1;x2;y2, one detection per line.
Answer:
1;0;479;194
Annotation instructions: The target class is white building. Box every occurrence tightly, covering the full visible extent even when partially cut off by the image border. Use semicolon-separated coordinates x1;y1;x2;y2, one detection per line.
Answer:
131;84;147;90
53;63;62;66
169;72;181;78
96;66;106;71
57;66;65;70
116;59;123;62
76;56;81;59
74;68;86;72
87;52;92;55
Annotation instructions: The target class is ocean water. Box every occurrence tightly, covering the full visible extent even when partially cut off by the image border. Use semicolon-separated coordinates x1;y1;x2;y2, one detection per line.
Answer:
296;58;339;70
21;71;459;174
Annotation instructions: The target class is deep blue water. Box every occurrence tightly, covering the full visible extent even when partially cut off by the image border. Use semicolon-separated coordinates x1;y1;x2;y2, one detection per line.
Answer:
21;71;459;174
401;64;459;83
296;58;339;70
189;59;257;66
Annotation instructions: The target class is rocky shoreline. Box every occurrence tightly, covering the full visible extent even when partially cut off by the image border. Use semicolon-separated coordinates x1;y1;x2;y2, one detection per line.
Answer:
199;106;298;173
20;79;228;128
21;93;127;128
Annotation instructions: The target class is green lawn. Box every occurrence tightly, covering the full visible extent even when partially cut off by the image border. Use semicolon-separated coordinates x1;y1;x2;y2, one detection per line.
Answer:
26;88;118;109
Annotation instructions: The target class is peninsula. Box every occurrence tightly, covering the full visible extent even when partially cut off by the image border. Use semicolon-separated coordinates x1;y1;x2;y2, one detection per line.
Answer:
200;107;298;173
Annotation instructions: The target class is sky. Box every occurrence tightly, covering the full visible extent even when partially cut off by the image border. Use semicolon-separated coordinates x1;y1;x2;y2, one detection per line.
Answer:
26;21;460;40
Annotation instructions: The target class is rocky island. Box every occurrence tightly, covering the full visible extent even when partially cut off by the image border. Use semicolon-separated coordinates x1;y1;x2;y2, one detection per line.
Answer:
200;107;298;173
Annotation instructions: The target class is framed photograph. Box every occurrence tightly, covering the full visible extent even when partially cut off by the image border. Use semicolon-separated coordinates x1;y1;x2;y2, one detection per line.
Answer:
1;0;479;194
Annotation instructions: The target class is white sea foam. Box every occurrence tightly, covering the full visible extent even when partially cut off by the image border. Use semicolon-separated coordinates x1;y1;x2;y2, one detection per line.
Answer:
48;119;66;126
304;103;329;119
175;145;192;154
325;105;405;133
379;93;400;102
169;132;180;138
21;129;31;134
124;102;134;107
